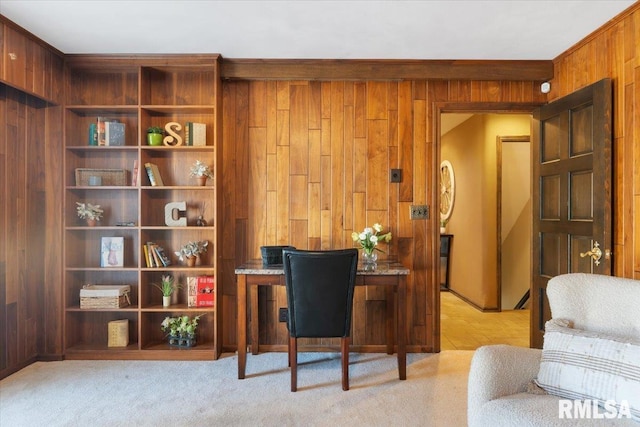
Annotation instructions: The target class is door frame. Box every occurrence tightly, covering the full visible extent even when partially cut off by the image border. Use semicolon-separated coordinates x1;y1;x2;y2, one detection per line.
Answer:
432;102;543;352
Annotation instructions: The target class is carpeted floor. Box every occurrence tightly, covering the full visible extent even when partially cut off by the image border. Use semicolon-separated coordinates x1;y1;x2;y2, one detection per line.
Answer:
0;350;473;427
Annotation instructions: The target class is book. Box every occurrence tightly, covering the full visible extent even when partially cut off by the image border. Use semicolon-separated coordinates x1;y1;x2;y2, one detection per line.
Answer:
105;121;125;146
153;245;172;267
144;162;164;186
132;160;139;187
185;122;206;146
96;117;107;146
145;242;159;268
150;243;162;267
143;242;151;267
191;122;206;146
187;276;215;307
88;123;98;146
101;237;124;267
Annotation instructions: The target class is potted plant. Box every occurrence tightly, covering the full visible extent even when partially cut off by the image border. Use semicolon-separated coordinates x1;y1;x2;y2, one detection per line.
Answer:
161;314;203;347
175;240;208;266
351;223;392;267
147;126;164;146
190;160;214;186
76;202;104;226
152;275;181;308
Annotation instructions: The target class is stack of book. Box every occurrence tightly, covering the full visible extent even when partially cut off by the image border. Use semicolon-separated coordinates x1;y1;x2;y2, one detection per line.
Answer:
184;122;206;146
143;242;171;268
90;117;125;146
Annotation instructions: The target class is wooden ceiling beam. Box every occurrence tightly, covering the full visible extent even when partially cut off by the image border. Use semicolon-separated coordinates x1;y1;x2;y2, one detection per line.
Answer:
221;58;553;81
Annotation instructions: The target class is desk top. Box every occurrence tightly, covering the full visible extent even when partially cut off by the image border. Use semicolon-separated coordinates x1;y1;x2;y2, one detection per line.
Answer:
235;259;409;276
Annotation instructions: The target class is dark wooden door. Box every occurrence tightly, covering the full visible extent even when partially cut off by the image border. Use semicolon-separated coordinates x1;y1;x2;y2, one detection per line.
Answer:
531;79;613;348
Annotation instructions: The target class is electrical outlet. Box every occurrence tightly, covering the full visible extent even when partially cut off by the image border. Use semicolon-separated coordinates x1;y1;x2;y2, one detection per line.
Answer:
410;205;429;220
279;308;288;322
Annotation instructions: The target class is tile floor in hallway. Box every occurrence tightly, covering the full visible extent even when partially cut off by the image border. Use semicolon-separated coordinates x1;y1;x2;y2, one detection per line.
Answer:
440;290;530;350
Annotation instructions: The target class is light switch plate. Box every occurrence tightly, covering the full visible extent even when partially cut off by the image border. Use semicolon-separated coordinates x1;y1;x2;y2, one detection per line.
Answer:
410;205;429;220
390;169;402;183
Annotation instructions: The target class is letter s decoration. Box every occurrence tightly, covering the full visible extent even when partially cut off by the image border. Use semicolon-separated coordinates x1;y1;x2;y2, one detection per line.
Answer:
163;122;184;146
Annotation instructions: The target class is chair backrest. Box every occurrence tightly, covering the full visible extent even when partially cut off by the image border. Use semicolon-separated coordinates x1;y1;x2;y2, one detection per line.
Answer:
547;273;640;339
283;248;358;338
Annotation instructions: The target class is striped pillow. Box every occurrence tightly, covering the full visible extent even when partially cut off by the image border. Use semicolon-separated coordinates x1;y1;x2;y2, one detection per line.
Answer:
535;319;640;421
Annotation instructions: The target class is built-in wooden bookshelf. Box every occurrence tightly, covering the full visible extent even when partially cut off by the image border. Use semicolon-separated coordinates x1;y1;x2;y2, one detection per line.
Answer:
63;55;222;360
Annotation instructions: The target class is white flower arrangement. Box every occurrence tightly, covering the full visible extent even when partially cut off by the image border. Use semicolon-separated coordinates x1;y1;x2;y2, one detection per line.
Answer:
351;223;392;255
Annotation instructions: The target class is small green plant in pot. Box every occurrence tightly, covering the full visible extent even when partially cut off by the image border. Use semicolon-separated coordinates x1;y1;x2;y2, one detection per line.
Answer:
152;275;181;308
147;126;164;146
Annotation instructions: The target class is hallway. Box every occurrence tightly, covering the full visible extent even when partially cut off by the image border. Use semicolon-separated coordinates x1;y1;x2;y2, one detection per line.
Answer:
440;291;529;350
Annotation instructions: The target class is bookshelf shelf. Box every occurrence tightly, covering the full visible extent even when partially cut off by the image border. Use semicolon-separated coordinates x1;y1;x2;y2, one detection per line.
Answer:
66;306;140;312
63;55;222;361
66;105;139;114
141;304;214;312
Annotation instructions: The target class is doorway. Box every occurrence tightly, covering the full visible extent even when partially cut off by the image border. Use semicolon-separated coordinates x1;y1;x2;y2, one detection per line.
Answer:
438;112;532;350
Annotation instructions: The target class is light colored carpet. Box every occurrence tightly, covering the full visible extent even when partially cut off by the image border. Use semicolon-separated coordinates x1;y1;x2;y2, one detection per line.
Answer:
0;350;473;427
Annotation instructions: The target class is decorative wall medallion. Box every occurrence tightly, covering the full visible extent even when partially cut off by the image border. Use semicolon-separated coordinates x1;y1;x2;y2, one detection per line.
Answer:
440;160;455;221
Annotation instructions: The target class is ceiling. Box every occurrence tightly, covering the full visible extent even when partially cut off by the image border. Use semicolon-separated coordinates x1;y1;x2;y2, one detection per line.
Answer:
0;1;635;59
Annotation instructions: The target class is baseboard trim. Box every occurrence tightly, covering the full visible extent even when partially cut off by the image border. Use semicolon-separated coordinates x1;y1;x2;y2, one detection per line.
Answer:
233;344;434;353
447;289;500;312
0;357;37;380
37;354;65;362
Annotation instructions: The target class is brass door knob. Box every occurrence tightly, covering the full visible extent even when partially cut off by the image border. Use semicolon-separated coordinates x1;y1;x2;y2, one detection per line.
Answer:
580;241;603;266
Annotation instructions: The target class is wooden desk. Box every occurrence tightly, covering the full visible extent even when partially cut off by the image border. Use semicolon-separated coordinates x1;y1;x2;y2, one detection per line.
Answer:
235;260;409;380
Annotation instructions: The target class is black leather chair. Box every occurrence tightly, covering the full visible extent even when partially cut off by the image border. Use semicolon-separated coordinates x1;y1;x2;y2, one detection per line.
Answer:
282;248;359;391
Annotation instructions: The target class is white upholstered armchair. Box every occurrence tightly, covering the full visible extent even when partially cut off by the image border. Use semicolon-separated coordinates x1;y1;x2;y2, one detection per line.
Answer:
468;273;640;426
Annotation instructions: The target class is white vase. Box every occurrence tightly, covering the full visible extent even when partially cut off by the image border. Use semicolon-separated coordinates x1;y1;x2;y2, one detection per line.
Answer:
163;295;171;308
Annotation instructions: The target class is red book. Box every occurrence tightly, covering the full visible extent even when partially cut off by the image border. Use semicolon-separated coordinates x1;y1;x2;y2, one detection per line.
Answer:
187;276;215;307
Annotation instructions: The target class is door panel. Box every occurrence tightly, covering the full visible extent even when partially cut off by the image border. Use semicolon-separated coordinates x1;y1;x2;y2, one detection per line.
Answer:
531;78;612;348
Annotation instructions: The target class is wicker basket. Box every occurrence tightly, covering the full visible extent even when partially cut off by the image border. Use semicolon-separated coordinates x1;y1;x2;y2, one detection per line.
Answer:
260;245;295;266
75;168;127;186
80;285;131;309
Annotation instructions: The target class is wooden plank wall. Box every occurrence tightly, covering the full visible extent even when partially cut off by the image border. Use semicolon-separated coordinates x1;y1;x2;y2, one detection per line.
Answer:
0;17;63;379
549;2;640;278
220;79;546;351
0;85;63;378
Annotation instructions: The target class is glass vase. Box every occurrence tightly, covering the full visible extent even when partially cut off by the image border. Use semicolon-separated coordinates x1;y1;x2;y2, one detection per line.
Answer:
362;251;378;263
362;250;378;271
